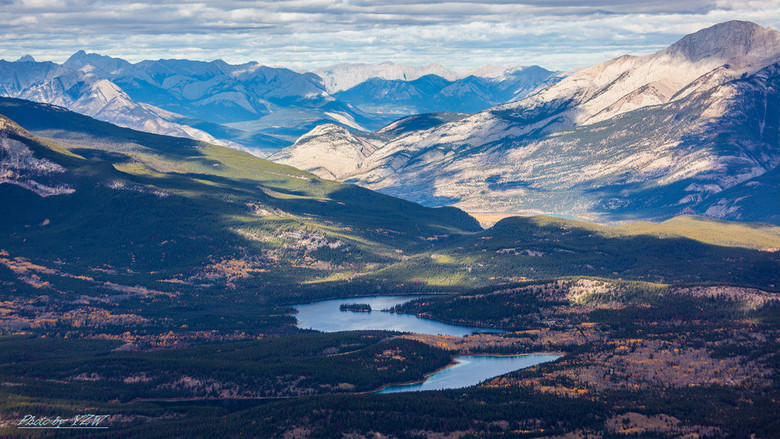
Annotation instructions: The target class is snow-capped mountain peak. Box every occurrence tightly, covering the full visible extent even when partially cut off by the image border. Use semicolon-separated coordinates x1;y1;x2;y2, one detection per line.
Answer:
314;62;460;93
64;50;153;83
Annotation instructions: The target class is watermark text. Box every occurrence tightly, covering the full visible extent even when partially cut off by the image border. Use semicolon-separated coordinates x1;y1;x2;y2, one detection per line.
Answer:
17;414;110;429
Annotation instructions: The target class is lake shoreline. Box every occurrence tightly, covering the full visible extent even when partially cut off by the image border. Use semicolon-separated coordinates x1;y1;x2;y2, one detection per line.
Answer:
374;353;562;394
294;295;502;337
286;293;447;309
294;294;561;394
369;359;461;394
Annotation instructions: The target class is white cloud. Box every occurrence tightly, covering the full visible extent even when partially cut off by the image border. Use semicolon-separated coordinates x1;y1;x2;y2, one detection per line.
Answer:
0;0;778;71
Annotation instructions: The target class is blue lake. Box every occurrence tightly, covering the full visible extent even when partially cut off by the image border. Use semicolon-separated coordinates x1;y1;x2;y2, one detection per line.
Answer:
294;295;561;392
378;354;560;393
294;295;503;337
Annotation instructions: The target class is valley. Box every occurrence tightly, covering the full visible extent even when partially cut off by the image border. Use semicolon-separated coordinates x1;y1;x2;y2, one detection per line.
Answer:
0;92;778;436
1;18;779;438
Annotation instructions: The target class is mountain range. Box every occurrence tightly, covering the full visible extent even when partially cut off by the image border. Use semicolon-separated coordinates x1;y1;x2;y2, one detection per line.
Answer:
272;21;780;224
0;96;484;302
0;56;223;145
0;54;554;156
2;19;780;438
1;20;776;225
2;95;777;300
332;66;557;115
314;62;461;93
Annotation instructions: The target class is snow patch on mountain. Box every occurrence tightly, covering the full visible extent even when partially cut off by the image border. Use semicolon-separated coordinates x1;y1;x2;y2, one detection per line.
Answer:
0;121;73;196
322;112;366;131
314;62;459;93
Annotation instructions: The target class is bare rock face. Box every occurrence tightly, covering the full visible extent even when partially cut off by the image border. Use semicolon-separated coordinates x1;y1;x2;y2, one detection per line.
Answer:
664;20;780;65
269;124;382;179
272;21;780;224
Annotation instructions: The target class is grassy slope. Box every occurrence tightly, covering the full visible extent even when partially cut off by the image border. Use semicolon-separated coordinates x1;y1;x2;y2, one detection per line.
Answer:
0;97;480;239
620;215;780;251
0;97;778;337
366;215;780;291
0;98;479;300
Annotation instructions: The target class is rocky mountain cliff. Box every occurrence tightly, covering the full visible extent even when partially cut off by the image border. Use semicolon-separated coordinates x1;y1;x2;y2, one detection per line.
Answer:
269;124;383;180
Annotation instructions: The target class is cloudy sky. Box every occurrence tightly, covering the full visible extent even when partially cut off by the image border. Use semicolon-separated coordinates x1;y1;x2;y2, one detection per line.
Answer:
2;0;779;72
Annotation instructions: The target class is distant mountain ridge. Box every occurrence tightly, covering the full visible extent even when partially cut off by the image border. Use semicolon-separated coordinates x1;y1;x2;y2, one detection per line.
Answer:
332;66;557;116
0;54;554;156
314;62;460;93
64;51;333;123
60;52;375;149
0;58;225;146
272;21;780;225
